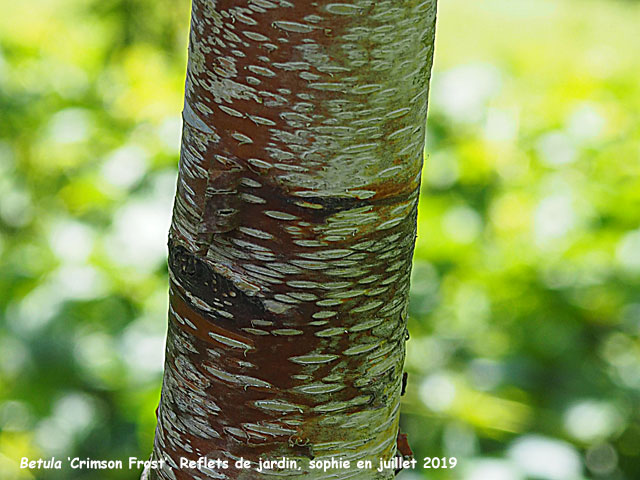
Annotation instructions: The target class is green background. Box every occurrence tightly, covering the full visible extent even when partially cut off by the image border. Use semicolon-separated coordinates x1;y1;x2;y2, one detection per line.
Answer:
1;0;638;478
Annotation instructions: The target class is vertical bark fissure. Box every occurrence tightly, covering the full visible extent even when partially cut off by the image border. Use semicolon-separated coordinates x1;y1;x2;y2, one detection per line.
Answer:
150;1;437;479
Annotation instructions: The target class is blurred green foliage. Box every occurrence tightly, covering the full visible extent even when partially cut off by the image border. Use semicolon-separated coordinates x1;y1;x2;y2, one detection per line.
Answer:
0;0;639;479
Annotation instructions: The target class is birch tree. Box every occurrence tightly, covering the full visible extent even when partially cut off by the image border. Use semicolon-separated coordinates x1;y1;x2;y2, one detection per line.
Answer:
147;0;437;478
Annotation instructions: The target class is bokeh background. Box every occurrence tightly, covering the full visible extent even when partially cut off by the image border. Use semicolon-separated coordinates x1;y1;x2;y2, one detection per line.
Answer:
1;0;639;478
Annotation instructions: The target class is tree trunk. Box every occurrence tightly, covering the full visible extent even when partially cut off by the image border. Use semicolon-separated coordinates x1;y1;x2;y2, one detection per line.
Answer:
147;0;437;478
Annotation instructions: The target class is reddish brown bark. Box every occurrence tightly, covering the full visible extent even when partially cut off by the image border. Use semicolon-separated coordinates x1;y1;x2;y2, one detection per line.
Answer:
148;1;437;479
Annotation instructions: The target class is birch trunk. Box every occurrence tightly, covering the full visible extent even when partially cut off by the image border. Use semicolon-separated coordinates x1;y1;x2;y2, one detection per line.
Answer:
147;1;437;478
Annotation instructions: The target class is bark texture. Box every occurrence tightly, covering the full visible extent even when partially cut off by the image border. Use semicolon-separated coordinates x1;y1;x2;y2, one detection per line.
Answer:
149;1;437;478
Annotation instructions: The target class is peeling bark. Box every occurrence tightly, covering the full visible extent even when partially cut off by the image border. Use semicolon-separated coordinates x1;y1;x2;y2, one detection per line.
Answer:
148;1;437;479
